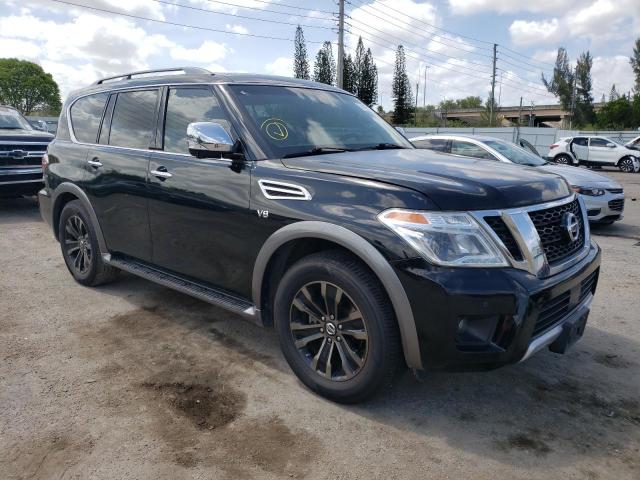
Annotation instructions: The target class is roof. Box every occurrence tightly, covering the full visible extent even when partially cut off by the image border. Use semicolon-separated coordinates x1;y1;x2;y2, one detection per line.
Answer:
409;133;505;142
66;68;346;102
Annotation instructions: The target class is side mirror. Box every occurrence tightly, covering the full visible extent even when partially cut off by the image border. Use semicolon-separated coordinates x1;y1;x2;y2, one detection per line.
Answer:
187;122;236;158
606;143;616;148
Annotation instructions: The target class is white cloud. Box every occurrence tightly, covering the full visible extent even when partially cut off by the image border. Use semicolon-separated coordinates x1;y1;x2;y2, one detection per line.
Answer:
170;40;228;63
226;24;249;35
265;57;293;77
0;37;41;59
508;19;561;47
592;55;635;99
448;0;581;15
532;49;559;64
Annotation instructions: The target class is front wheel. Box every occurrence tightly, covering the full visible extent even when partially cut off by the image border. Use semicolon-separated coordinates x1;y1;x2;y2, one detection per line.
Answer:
619;157;636;173
554;154;572;165
274;251;403;403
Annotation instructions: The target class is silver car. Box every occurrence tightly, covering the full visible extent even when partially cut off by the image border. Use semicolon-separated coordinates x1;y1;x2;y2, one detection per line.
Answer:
411;134;625;224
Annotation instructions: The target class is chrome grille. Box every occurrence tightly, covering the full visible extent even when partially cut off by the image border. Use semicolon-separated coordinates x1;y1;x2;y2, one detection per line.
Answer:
528;198;585;265
483;216;523;261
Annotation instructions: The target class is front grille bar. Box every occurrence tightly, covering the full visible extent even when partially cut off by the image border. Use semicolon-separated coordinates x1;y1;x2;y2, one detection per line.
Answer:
470;194;590;278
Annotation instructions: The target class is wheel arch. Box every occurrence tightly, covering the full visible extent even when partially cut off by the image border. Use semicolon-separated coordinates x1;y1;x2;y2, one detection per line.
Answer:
252;221;423;370
52;183;108;254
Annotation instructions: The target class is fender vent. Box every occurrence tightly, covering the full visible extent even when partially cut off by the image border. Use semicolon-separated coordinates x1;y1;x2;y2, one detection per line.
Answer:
258;179;311;200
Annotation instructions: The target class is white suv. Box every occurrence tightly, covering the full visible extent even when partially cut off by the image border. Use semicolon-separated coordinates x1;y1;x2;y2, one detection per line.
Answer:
548;136;639;173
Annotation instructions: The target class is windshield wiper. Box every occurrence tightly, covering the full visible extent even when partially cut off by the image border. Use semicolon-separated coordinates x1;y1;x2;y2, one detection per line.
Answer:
354;143;406;151
283;147;351;159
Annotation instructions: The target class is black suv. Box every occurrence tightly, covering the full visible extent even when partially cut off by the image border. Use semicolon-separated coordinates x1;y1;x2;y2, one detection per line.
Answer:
39;68;601;403
1;105;53;197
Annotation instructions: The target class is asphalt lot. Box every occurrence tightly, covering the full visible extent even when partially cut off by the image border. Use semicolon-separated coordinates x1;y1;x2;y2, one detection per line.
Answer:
1;170;639;479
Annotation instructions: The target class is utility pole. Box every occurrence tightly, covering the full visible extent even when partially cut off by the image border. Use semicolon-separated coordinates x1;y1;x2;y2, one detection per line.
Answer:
529;101;535;127
569;64;577;129
336;0;345;89
423;66;428;107
516;96;522;142
489;43;497;127
415;81;419;126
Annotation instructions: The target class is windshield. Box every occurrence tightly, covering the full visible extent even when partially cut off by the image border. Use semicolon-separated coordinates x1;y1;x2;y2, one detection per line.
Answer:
228;85;412;158
484;139;547;166
0;107;33;130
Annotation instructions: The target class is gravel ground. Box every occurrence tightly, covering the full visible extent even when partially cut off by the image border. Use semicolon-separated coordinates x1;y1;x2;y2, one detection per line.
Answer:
1;172;639;480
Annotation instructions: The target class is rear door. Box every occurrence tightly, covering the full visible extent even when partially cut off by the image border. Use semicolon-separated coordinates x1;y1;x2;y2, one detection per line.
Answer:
571;137;589;161
146;85;253;296
82;88;160;261
588;137;617;165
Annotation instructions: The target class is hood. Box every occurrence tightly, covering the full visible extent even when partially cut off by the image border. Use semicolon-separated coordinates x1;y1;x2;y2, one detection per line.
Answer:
0;128;54;142
540;164;621;188
282;149;571;211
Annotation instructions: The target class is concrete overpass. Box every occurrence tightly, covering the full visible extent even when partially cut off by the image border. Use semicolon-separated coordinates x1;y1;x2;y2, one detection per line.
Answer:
441;103;604;127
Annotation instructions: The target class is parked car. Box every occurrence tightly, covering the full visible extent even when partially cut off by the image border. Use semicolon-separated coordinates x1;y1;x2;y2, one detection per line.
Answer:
0;105;54;198
410;134;626;225
547;136;639;172
39;68;600;403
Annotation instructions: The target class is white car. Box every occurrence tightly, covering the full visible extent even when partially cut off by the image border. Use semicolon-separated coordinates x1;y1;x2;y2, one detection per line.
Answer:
547;136;639;173
410;134;626;224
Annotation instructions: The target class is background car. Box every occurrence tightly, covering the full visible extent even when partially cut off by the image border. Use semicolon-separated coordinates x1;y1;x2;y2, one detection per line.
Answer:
625;135;640;151
411;134;626;224
548;136;639;172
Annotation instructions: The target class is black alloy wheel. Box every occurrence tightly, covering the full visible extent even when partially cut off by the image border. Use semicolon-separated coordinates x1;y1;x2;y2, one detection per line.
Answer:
555;154;571;165
289;281;368;381
63;214;92;276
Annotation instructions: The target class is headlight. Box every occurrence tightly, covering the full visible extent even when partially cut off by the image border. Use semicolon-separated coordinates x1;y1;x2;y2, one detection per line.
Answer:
572;186;605;196
378;209;509;267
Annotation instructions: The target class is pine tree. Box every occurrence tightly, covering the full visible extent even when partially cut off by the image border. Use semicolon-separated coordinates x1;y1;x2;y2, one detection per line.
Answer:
392;45;413;125
630;38;640;93
354;37;366;97
542;47;574;111
358;48;378;107
609;84;619;101
574;51;595;126
293;26;310;80
342;54;357;94
601;93;606;104
313;41;335;85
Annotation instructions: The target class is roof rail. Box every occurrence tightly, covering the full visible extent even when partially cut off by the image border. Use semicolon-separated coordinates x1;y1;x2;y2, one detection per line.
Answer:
93;67;212;85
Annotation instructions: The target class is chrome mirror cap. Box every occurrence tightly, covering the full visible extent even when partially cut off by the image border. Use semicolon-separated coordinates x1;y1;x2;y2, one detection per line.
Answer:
187;122;234;155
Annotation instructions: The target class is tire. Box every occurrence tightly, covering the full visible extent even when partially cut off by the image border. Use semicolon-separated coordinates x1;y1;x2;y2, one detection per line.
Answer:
58;200;119;286
618;157;636;173
274;250;403;403
554;154;572;165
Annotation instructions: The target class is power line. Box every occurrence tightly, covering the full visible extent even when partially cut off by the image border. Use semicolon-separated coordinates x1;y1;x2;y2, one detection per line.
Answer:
151;0;335;30
45;0;331;43
194;0;335;20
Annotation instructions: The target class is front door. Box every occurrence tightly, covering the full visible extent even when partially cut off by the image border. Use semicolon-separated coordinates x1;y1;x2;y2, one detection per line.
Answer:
83;88;159;262
588;137;617;165
147;86;253;297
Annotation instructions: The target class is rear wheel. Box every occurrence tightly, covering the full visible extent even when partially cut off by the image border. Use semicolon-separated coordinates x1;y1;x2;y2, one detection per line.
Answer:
58;200;118;286
554;154;572;165
274;251;403;403
618;157;636;173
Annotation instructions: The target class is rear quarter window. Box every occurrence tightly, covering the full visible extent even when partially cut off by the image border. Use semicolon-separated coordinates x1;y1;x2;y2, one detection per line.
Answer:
412;138;447;152
70;93;108;143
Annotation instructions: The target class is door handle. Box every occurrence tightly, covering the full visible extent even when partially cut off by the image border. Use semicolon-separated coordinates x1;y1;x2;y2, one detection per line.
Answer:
150;167;173;180
87;158;103;168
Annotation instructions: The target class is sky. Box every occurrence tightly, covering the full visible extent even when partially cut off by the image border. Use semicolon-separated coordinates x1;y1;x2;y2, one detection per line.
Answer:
0;0;638;111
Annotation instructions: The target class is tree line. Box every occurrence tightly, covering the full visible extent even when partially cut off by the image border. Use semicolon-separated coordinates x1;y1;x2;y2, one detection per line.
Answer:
293;26;378;108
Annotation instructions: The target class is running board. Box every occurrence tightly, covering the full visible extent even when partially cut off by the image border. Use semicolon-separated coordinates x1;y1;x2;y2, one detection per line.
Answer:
103;254;260;324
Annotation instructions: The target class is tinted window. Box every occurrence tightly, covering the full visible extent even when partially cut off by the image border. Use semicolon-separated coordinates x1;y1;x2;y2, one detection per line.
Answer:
484;139;546;166
412;138;447;152
70;93;108;143
450;140;496;160
573;137;588;146
589;137;610;147
109;90;158;149
164;88;231;154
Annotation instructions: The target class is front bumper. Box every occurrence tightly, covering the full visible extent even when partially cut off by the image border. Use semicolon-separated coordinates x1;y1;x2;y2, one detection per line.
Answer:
582;192;625;223
0;167;43;196
393;240;601;371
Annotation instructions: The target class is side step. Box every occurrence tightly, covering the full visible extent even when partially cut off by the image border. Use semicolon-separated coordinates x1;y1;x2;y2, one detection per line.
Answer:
104;255;260;323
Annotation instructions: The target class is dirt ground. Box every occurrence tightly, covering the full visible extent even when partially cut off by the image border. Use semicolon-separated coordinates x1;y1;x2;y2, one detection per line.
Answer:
1;171;639;479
